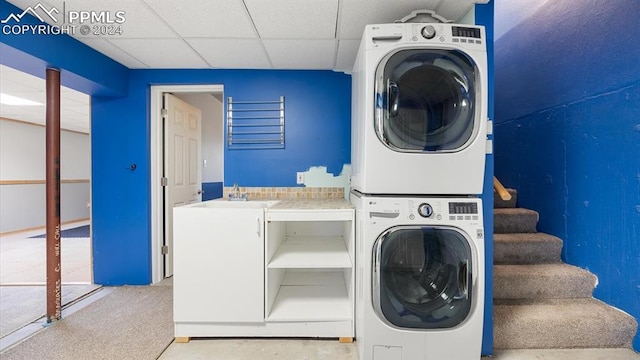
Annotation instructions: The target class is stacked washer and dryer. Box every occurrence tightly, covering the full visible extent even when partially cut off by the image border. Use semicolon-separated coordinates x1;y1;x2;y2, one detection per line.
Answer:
350;22;488;360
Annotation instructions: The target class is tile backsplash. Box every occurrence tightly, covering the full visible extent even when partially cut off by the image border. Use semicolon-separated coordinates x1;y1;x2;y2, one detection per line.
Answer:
222;187;344;200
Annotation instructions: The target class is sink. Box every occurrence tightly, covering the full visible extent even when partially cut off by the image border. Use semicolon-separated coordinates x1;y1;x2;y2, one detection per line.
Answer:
184;200;279;209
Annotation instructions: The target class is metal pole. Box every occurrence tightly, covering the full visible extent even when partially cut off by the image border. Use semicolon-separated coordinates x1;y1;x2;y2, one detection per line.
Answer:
45;68;62;323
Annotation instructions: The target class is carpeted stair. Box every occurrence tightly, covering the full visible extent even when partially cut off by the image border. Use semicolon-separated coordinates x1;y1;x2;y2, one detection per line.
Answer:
493;189;638;349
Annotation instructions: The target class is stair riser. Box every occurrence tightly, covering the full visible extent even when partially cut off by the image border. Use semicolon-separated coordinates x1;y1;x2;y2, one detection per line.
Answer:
494;189;518;208
494;213;538;233
493;275;596;299
494;319;636;349
493;234;564;264
494;248;561;264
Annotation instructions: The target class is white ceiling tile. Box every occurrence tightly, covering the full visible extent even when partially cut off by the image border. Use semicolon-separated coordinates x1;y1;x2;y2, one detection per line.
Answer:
42;0;177;38
0;69;45;91
62;105;90;116
6;0;482;71
263;39;336;69
0;65;90;132
338;0;442;39
244;0;338;39
0;79;42;93
107;39;210;68
78;38;149;68
5;91;46;104
61;87;90;104
335;40;360;73
143;0;257;38
187;39;271;69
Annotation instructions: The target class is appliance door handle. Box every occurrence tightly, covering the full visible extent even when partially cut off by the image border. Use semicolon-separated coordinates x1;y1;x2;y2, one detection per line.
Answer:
256;217;261;238
458;261;469;300
388;80;399;118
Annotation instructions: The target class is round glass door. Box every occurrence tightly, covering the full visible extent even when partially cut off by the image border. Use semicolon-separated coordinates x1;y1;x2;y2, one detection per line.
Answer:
373;226;473;329
374;49;479;152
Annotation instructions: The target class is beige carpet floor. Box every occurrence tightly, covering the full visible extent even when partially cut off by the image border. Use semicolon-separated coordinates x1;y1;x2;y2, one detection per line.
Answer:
0;284;100;337
0;285;173;360
0;236;91;284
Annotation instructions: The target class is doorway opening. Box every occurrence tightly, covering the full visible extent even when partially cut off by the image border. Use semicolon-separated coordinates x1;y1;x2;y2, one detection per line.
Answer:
150;85;225;283
0;64;97;340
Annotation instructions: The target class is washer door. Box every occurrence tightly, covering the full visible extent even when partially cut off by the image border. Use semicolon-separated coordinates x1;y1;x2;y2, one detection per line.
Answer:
373;226;473;329
374;49;479;152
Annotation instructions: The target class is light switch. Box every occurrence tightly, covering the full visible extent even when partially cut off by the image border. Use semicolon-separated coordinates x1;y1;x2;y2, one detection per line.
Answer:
296;172;305;184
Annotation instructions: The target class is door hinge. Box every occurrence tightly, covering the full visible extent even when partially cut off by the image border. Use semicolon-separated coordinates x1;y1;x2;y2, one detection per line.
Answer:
161;108;168;118
161;245;169;255
161;177;168;186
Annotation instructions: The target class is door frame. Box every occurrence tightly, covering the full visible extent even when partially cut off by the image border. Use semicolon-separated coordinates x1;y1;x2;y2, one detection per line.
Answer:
150;84;224;284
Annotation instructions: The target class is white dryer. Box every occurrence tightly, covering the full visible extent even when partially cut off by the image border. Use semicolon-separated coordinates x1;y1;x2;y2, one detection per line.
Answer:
351;23;488;195
350;191;484;360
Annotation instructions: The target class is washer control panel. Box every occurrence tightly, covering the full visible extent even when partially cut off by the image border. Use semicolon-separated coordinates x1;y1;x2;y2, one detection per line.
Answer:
364;197;482;225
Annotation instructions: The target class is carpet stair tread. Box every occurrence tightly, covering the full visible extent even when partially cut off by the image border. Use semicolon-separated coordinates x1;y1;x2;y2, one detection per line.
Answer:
494;263;597;299
494;298;638;349
494;233;563;264
494;208;539;234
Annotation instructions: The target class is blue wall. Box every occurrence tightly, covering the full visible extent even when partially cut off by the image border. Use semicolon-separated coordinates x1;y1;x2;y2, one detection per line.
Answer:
475;1;494;355
91;69;351;284
494;0;640;350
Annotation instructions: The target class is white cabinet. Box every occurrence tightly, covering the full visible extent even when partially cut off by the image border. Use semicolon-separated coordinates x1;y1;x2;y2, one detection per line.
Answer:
265;210;354;328
173;206;264;323
173;200;354;339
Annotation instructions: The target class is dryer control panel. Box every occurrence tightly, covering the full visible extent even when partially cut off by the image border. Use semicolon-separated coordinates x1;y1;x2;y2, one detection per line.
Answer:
363;196;483;227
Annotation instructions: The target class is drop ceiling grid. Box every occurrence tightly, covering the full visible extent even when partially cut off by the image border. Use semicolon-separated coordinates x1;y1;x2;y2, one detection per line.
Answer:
0;79;42;93
6;0;488;71
142;0;258;38
106;38;210;68
244;0;339;39
78;38;149;68
42;0;178;39
3;91;46;103
0;65;91;133
186;38;271;69
262;39;337;69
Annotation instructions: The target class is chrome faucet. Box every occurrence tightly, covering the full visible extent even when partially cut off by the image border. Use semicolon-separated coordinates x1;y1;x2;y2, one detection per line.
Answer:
229;183;247;201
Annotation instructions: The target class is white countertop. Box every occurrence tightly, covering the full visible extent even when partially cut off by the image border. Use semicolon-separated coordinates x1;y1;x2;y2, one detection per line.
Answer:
268;198;353;210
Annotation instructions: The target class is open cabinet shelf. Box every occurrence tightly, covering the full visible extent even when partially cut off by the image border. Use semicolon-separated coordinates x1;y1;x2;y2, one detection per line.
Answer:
267;271;351;322
268;236;351;269
265;216;355;328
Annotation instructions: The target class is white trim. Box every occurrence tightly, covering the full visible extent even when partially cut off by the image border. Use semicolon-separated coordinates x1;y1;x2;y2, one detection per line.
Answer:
150;84;224;284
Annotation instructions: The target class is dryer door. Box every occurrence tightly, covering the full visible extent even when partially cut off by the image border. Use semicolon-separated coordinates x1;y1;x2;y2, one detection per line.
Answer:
374;49;479;152
373;226;473;329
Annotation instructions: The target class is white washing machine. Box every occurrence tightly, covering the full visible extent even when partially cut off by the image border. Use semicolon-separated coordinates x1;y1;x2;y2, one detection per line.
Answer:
350;191;484;360
351;23;489;195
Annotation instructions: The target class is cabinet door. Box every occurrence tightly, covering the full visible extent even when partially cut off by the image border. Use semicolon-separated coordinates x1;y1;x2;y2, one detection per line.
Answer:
174;207;264;322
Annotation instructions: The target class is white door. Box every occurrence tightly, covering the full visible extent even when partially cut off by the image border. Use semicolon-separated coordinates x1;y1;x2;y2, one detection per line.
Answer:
164;93;202;277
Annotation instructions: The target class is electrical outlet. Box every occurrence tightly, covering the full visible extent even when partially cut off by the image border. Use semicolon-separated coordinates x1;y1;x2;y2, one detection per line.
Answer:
296;172;305;184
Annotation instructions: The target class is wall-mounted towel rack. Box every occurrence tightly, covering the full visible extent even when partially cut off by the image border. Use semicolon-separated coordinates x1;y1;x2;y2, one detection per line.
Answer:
227;96;285;150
